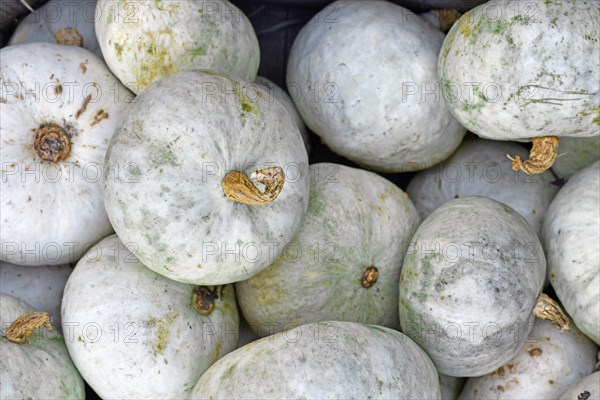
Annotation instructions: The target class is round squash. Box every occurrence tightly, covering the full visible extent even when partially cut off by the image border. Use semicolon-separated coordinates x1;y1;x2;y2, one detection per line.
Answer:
255;76;310;154
61;234;239;399
0;294;85;399
407;138;559;237
9;0;102;58
439;0;600;174
95;0;260;94
286;0;466;172
103;69;309;285
0;42;132;266
399;196;546;377
0;262;73;328
543;160;600;344
191;321;441;399
551;136;600;179
559;371;600;400
458;317;598;399
236;163;420;336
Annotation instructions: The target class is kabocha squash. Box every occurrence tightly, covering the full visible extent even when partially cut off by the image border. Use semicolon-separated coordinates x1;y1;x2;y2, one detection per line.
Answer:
191;321;441;399
0;43;132;266
286;0;466;172
9;0;102;58
103;69;309;285
95;0;260;94
559;372;600;400
459;317;599;399
0;262;73;328
255;76;311;154
439;0;600;174
61;234;239;399
399;196;549;377
407;138;559;237
0;294;85;399
543;161;600;344
551;136;600;179
236;163;420;336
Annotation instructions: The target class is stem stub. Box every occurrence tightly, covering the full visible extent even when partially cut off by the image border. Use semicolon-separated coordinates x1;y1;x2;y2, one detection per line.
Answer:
5;312;53;344
55;27;83;47
507;136;559;174
34;123;71;162
361;266;379;288
533;293;570;331
223;167;285;206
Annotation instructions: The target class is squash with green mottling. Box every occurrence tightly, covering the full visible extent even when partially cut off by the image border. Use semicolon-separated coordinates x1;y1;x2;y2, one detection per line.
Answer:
236;163;420;336
103;69;309;285
95;0;260;94
61;234;239;399
439;0;599;171
0;294;85;400
543;161;600;344
191;321;441;399
399;196;546;377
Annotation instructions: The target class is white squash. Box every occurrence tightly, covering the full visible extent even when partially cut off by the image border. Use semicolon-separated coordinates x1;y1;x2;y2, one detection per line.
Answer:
559;372;600;400
236;163;420;336
95;0;260;94
61;234;239;399
191;321;441;399
543;161;600;344
286;0;466;172
0;43;133;266
399;196;547;377
552;136;600;179
459;317;599;399
407;138;560;237
9;0;102;58
439;0;600;174
0;262;73;328
255;76;311;154
103;69;309;285
0;294;85;399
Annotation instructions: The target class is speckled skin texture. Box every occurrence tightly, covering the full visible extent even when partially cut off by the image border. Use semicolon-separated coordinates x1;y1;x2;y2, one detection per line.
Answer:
0;294;85;400
103;70;309;285
61;234;239;399
552;136;600;179
236;163;420;336
0;262;73;328
407;138;559;237
459;318;598;399
286;0;465;172
95;0;260;94
191;321;441;399
9;0;102;58
439;0;600;140
0;43;132;266
399;196;546;377
255;76;311;154
543;161;600;344
559;372;600;400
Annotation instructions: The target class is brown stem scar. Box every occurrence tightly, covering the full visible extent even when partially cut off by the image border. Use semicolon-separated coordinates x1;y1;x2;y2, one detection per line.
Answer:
5;312;53;344
533;293;570;331
507;136;559;174
33;123;71;162
223;167;285;206
55;27;83;47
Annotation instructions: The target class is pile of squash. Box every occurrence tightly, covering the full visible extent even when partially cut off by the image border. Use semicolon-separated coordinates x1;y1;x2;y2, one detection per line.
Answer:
1;0;598;399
